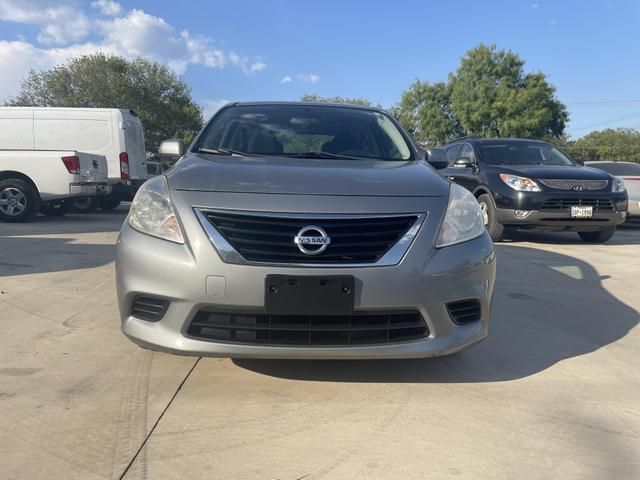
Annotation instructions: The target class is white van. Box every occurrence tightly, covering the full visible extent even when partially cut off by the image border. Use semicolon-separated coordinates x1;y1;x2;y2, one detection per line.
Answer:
0;107;150;209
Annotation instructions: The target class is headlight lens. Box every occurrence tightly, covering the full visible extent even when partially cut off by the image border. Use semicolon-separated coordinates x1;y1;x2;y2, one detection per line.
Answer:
128;175;184;243
499;174;541;192
612;177;626;192
437;183;486;248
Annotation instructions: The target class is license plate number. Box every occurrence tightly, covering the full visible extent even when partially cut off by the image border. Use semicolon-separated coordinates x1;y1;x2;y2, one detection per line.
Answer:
571;206;593;218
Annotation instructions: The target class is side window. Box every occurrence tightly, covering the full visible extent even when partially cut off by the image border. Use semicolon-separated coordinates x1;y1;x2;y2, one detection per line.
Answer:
460;143;476;162
446;144;462;165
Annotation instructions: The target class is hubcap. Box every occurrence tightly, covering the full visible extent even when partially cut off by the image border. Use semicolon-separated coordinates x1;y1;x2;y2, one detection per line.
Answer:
74;197;93;208
479;201;489;226
0;187;27;216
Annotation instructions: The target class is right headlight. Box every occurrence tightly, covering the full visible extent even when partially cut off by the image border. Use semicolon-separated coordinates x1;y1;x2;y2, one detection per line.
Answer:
612;177;626;192
128;175;184;244
437;183;486;248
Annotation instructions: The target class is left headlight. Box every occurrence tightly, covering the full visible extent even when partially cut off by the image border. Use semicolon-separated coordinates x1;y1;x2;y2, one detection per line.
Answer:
128;175;184;244
437;183;486;248
612;177;626;192
499;174;541;192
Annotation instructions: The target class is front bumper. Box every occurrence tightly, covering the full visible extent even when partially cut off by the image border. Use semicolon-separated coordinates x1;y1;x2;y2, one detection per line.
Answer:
116;223;496;359
69;182;108;197
496;208;627;231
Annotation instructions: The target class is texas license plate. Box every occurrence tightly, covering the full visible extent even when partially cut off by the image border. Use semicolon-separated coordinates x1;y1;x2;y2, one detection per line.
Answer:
571;206;593;218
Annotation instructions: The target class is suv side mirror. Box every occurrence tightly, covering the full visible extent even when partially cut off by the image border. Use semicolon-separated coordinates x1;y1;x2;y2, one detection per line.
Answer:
158;139;185;163
454;156;475;169
425;148;449;170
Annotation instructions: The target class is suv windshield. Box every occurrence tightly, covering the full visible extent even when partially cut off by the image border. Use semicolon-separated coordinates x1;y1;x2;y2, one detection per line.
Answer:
479;141;576;166
196;104;413;161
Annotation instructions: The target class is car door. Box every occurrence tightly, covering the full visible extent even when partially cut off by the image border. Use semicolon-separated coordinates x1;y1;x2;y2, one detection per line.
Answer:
444;143;480;192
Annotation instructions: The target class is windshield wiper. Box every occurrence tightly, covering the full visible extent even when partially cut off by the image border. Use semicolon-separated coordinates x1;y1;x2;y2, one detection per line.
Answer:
196;147;257;156
288;151;365;160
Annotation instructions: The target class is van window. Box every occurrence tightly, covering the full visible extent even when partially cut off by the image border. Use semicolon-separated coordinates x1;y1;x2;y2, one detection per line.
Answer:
35;119;111;151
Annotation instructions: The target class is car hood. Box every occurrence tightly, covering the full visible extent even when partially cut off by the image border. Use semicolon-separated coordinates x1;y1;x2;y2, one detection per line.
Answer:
494;164;611;180
166;154;450;197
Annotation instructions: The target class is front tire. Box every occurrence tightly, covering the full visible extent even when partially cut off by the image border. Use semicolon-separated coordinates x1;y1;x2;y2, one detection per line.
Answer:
71;196;99;213
578;227;616;243
40;200;70;217
477;193;504;242
0;178;40;223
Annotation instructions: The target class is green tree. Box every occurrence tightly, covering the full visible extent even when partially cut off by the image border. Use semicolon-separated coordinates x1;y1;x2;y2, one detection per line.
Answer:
397;81;463;145
300;94;375;107
397;44;568;144
563;128;640;163
7;53;203;154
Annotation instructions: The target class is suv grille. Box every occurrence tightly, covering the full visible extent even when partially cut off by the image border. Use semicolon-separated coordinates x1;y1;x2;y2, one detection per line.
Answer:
541;198;614;211
538;179;608;190
187;310;428;346
203;211;419;264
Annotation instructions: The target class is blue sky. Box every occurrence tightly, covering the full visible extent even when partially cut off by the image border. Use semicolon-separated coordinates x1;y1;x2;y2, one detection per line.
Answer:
0;0;638;138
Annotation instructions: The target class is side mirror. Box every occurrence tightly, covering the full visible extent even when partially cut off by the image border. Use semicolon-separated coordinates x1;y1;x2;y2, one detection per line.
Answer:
425;148;449;170
158;139;185;163
454;156;474;169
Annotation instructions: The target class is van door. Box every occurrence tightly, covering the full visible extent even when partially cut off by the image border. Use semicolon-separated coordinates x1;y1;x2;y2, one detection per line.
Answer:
0;107;34;149
120;111;149;181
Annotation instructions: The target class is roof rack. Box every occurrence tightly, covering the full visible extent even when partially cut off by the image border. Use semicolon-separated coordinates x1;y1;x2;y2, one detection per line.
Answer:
449;135;478;143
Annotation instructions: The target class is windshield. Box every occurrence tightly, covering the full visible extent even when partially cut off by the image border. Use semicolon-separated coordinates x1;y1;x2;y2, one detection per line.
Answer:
195;104;413;161
479;141;577;166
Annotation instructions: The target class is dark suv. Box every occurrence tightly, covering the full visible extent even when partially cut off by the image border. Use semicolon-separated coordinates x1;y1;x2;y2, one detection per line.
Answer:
441;137;628;242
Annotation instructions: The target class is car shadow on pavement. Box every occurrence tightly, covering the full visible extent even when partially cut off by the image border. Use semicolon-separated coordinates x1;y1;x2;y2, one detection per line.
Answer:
0;211;127;237
0;235;116;277
235;245;639;383
502;222;640;246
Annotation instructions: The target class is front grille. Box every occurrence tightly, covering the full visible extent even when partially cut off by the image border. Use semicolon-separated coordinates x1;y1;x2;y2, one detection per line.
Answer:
447;300;481;324
541;198;614;212
539;179;608;191
187;310;428;346
203;211;419;264
131;296;169;321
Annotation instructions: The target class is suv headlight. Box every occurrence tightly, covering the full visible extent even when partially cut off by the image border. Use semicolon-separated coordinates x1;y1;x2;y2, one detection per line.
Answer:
128;175;184;243
499;174;541;192
612;177;626;192
437;183;486;248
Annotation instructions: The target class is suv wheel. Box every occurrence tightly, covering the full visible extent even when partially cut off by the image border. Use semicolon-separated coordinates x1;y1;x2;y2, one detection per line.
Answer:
0;178;40;223
578;227;616;243
477;193;505;242
71;196;99;213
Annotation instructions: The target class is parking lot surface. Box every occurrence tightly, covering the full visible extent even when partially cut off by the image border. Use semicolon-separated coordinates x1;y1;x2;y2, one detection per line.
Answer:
1;210;639;480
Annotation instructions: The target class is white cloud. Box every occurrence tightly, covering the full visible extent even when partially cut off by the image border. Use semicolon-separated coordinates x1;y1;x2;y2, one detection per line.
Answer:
91;0;122;16
0;0;90;45
0;3;266;99
202;99;232;119
280;75;293;84
296;73;320;84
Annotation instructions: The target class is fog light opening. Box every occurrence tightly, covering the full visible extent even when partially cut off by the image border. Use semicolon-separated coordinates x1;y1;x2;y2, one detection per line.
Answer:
514;210;532;219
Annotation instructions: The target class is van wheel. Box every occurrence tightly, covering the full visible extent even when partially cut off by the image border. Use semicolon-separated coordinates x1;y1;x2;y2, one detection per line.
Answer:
477;193;504;242
578;227;616;243
99;198;121;211
71;196;99;213
0;178;40;223
40;200;70;217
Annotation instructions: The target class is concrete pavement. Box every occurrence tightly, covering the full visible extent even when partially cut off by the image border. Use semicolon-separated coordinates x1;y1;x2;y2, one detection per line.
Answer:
1;211;638;479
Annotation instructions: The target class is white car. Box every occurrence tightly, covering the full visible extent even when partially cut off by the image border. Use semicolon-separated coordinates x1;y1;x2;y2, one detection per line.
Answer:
0;107;150;211
0;150;107;222
586;161;640;218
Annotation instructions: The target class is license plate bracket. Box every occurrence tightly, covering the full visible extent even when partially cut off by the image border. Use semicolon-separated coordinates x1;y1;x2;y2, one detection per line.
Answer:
265;275;354;315
571;205;593;218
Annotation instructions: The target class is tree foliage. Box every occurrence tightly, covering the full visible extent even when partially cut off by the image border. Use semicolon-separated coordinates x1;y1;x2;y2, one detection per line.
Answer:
300;94;375;107
562;128;640;164
7;53;203;153
397;44;568;145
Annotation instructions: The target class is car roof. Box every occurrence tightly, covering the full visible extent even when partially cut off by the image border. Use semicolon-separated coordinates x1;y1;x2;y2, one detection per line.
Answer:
224;101;384;113
446;137;549;146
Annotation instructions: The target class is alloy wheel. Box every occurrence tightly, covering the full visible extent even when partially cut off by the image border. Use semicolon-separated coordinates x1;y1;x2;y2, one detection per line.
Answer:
0;187;27;216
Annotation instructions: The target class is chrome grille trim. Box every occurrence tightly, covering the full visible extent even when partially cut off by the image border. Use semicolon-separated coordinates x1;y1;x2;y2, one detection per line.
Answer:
538;179;609;190
194;208;427;268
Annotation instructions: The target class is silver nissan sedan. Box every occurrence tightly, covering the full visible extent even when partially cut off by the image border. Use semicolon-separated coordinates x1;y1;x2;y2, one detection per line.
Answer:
116;102;496;358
